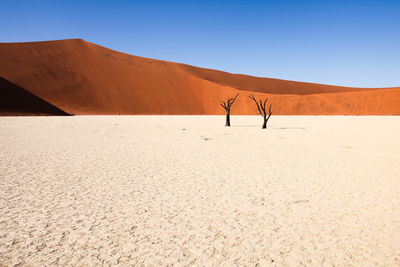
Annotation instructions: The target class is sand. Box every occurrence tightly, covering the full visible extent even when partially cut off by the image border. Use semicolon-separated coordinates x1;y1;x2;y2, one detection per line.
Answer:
1;39;400;115
0;115;399;266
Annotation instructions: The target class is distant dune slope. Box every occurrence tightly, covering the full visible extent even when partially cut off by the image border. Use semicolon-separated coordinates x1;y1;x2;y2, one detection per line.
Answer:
0;39;399;115
0;76;70;116
179;64;390;95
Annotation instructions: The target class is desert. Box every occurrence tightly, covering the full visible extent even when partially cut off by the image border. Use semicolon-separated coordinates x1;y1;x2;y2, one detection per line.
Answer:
1;2;400;265
1;115;399;266
1;39;400;116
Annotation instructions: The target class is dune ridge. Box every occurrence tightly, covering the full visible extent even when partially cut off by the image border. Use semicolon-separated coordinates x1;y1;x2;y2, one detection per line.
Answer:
0;39;399;115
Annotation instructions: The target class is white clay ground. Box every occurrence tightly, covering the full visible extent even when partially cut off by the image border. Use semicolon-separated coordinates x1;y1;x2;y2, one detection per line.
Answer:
0;116;399;266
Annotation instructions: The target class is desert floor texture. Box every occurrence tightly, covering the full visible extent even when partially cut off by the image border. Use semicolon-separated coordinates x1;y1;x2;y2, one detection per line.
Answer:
0;115;399;266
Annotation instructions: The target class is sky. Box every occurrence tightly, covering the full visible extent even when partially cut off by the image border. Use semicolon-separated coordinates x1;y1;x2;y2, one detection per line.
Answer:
1;0;399;88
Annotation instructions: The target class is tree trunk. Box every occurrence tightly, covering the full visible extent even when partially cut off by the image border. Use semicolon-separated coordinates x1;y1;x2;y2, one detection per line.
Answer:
225;111;231;127
262;115;267;129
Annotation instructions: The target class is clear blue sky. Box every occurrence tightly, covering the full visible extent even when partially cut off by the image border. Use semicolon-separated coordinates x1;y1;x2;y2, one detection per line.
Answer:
1;0;399;88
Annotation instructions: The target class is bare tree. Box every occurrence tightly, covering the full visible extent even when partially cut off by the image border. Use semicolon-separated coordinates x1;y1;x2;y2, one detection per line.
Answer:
249;94;272;129
219;93;239;127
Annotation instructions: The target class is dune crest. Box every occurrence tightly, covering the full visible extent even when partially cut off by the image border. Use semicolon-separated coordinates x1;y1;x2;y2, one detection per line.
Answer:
0;39;399;115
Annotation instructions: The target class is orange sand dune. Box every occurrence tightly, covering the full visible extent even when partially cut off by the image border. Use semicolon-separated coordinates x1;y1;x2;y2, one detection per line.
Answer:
179;64;397;95
0;39;399;115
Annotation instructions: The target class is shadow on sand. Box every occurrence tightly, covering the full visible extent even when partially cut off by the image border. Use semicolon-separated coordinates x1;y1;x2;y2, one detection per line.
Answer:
231;125;305;129
272;127;306;130
231;125;262;128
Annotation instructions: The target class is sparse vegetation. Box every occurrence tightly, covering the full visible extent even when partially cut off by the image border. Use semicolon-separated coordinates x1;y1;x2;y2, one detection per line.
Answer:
249;94;272;129
219;93;239;127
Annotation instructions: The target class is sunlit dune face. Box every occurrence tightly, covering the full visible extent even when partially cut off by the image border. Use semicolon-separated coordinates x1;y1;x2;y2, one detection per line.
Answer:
1;39;399;115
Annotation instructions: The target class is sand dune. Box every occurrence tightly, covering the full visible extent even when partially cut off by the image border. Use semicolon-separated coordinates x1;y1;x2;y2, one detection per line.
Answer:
0;39;399;115
179;64;390;95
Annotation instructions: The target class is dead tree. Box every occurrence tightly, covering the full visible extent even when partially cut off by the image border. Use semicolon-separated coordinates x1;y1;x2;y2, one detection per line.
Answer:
219;93;239;127
249;94;272;129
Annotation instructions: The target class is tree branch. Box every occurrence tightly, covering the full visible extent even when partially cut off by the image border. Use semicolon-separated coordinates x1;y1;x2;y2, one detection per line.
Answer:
219;93;239;111
266;104;272;122
230;93;239;106
263;98;268;110
249;94;262;115
219;100;227;109
259;99;265;114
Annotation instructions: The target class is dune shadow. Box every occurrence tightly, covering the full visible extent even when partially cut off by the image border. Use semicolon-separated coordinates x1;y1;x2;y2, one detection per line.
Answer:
231;125;261;128
273;127;306;130
231;126;306;129
0;76;71;116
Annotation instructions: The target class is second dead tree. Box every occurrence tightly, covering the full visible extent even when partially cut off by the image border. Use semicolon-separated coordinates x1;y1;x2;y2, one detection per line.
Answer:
219;93;239;127
249;94;272;129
